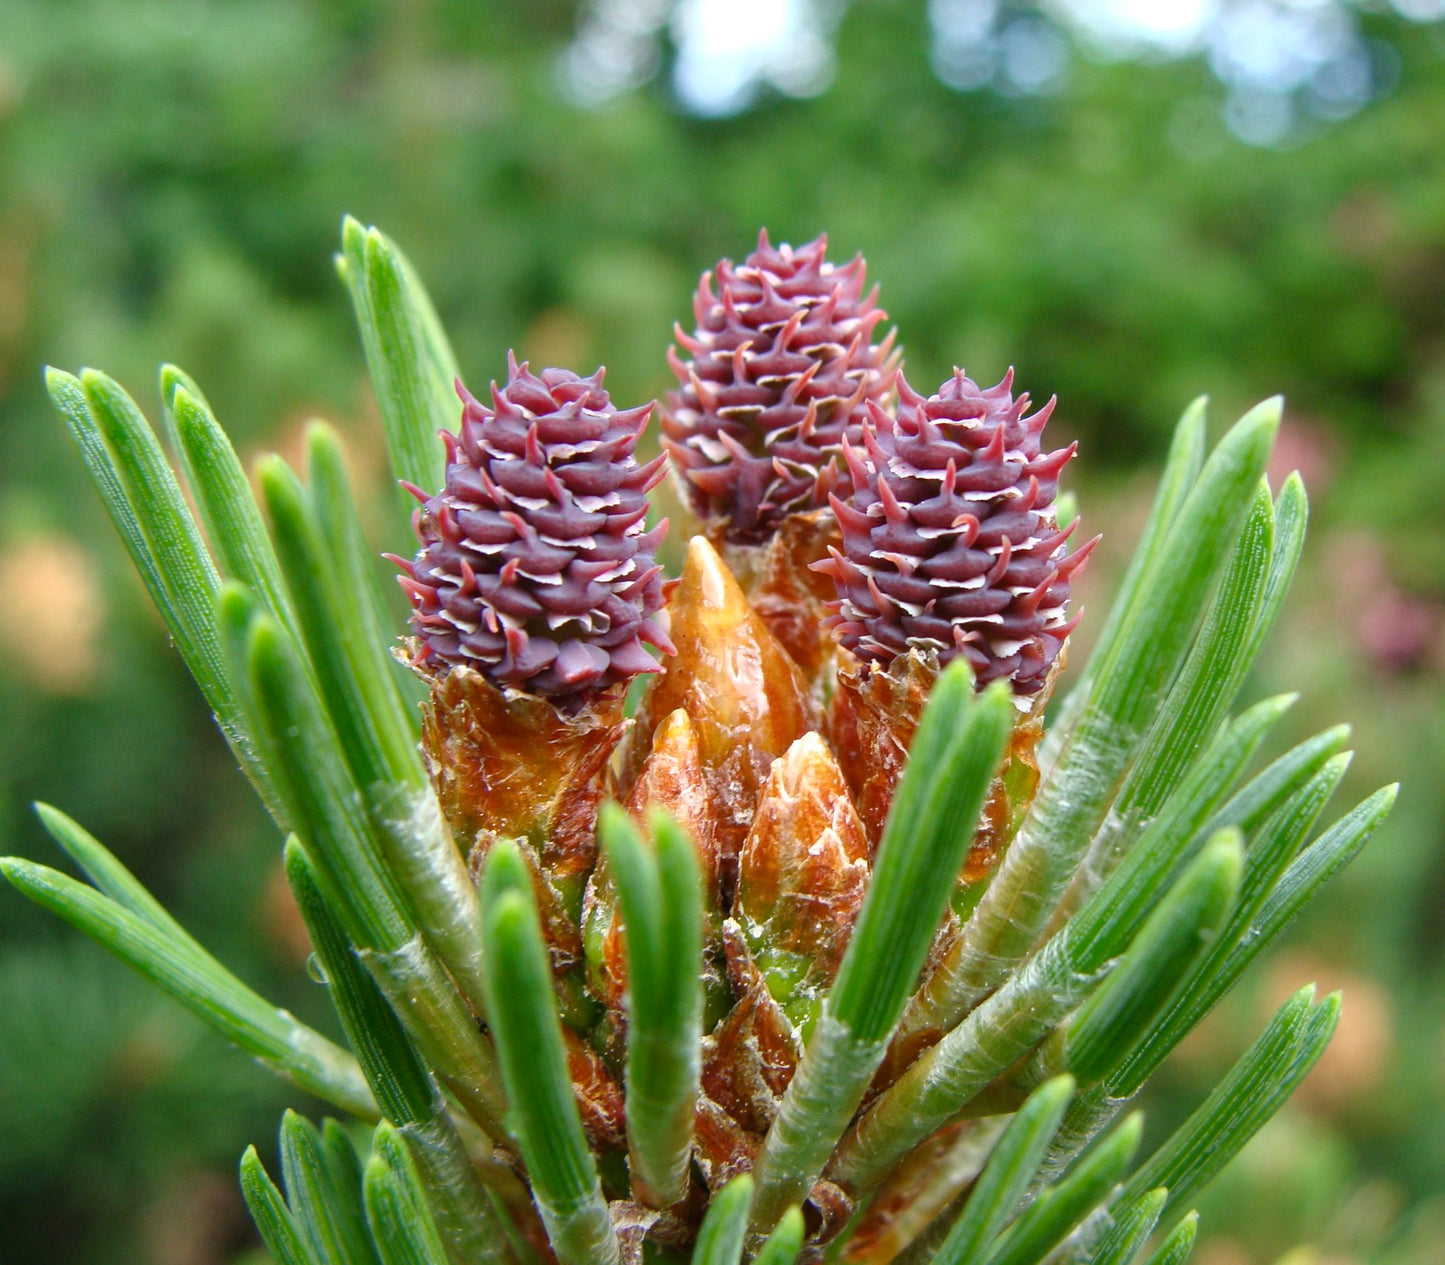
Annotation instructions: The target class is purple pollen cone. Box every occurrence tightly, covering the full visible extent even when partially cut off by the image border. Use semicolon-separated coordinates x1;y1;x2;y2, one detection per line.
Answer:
393;354;674;700
663;229;901;544
814;367;1098;694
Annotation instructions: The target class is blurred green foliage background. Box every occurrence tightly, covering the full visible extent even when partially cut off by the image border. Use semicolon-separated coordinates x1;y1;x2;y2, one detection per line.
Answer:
1;2;1443;1262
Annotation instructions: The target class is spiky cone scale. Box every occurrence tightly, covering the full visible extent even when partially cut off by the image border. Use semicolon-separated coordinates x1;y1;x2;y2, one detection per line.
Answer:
397;357;672;697
398;353;671;922
663;230;897;685
663;231;901;547
815;367;1095;694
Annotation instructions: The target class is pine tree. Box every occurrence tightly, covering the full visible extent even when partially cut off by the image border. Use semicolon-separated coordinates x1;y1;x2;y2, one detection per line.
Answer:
2;220;1395;1265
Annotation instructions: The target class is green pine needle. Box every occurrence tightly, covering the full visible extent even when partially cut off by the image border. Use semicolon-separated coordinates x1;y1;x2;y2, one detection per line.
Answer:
1085;1187;1167;1265
597;804;704;1208
336;216;459;503
164;374;302;643
1057;832;1242;1086
753;1208;807;1265
281;1110;383;1265
241;1146;319;1265
1119;987;1340;1220
479;842;619;1265
1139;1212;1200;1265
363;1124;454;1265
693;1175;755;1265
983;1114;1144;1265
934;1076;1075;1265
0;846;375;1119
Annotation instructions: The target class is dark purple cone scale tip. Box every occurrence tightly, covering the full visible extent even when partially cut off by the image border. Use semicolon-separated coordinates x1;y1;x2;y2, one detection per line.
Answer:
394;355;674;700
814;368;1098;695
663;230;901;544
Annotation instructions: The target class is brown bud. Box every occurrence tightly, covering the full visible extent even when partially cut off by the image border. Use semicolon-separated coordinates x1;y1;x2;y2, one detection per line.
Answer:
692;1097;760;1194
584;708;723;1031
565;1029;627;1152
421;662;627;971
806;1180;857;1252
612;1200;703;1263
421;661;626;872
840;1121;978;1262
713;508;845;685
736;733;869;1019
699;920;801;1135
827;648;939;850
625;708;721;903
623;537;816;873
828;646;1060;879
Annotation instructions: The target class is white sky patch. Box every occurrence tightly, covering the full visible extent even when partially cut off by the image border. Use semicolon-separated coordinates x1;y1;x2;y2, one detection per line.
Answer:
1051;0;1220;56
1393;0;1445;18
558;0;1439;144
555;0;673;107
670;0;837;115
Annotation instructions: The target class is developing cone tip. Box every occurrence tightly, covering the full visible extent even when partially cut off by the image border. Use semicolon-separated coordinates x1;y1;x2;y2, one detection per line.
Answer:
664;230;901;543
395;354;673;700
816;366;1097;693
